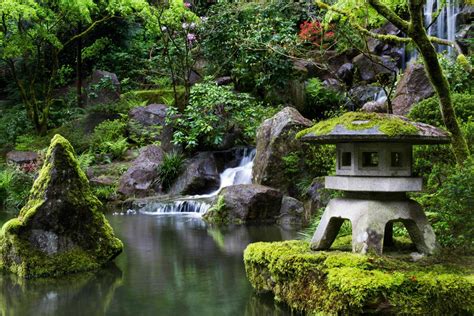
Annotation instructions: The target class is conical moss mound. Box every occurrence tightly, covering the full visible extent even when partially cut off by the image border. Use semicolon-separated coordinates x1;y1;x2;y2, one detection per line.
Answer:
0;134;123;278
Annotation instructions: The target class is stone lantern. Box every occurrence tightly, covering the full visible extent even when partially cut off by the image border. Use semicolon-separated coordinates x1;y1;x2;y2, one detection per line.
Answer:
299;112;450;255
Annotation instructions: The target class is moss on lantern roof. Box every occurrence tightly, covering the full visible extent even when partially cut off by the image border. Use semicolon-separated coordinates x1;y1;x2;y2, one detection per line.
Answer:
296;112;419;139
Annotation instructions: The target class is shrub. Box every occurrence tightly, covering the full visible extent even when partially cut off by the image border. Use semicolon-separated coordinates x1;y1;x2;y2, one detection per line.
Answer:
416;158;474;252
157;152;185;191
299;20;336;48
409;93;474;184
303;78;344;120
168;79;277;149
0;166;35;211
408;93;474;127
438;54;473;93
90;119;128;160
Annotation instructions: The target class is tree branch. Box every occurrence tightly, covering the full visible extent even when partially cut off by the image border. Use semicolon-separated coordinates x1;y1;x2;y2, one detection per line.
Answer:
62;16;115;49
366;0;410;33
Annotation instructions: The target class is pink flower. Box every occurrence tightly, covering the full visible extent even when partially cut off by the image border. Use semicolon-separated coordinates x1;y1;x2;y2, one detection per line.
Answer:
187;33;196;42
184;2;191;8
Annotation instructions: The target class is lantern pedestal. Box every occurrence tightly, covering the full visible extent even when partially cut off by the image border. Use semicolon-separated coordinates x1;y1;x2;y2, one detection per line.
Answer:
310;194;437;255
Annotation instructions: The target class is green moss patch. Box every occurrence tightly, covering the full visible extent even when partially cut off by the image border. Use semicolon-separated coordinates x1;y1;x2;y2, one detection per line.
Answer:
296;112;419;139
124;88;185;107
244;240;474;315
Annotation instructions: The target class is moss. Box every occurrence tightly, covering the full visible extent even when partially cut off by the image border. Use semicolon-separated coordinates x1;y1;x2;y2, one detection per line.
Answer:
124;87;185;106
202;196;229;224
296;112;419;139
0;134;123;278
244;240;474;315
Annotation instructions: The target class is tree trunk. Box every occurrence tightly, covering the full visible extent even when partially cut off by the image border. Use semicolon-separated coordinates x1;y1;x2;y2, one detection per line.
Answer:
77;23;84;108
408;0;470;163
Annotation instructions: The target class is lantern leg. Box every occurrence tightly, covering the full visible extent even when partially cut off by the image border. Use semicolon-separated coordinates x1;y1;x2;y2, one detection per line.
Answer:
310;200;346;250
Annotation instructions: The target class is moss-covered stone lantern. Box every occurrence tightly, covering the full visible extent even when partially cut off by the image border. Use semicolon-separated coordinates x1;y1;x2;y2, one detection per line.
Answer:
297;112;451;255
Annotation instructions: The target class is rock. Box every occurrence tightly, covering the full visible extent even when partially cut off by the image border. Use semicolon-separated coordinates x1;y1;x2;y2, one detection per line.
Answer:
362;100;387;113
118;145;164;197
6;151;38;164
252;107;312;196
203;184;282;224
392;62;434;115
352;54;397;83
168;152;220;195
86;70;120;106
348;85;383;108
336;63;355;85
277;196;307;226
215;76;232;86
293;59;319;78
367;23;402;55
128;103;173;149
302;177;330;217
0;135;123;278
322;78;344;92
129;103;168;126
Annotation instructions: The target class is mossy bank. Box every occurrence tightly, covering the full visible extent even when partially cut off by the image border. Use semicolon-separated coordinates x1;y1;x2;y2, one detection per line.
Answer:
0;135;123;278
244;240;474;315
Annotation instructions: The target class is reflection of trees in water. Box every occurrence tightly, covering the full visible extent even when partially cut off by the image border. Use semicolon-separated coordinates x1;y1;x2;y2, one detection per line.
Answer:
107;215;299;315
0;264;123;315
245;293;300;316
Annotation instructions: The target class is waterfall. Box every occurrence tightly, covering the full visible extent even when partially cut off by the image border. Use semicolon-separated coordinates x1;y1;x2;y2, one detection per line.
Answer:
405;0;461;65
373;90;387;103
424;0;461;55
132;148;256;216
208;148;256;196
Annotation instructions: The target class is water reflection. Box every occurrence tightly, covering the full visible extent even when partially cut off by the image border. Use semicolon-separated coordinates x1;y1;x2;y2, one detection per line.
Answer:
0;264;122;316
0;210;301;315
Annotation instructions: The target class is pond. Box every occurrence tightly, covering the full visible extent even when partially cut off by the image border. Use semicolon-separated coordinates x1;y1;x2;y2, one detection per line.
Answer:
0;210;301;315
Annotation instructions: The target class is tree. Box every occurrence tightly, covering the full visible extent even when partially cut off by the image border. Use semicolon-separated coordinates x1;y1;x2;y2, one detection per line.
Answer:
317;0;470;164
0;0;149;135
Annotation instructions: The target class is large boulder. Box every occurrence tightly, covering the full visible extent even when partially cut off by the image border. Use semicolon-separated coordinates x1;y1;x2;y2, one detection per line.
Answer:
86;70;120;106
168;152;220;196
0;135;123;278
203;184;283;224
118;145;164;197
128;103;173;151
392;62;435;115
352;54;397;83
252;107;312;196
277;196;307;226
348;85;384;108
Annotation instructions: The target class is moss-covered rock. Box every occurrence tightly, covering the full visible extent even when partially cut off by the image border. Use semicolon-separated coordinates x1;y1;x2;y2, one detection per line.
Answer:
0;134;123;278
244;240;474;315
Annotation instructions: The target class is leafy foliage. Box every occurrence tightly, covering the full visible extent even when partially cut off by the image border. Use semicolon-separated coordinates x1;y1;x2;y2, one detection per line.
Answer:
303;78;344;119
0;165;35;211
156;151;185;191
90;119;128;160
438;54;474;93
201;2;308;94
416;158;474;252
168;79;276;149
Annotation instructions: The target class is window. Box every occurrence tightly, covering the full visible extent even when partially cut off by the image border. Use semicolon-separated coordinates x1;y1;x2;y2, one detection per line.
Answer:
362;152;379;167
391;152;402;167
341;152;352;167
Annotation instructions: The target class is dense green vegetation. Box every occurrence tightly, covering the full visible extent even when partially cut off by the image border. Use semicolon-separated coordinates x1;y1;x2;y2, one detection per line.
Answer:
0;0;473;312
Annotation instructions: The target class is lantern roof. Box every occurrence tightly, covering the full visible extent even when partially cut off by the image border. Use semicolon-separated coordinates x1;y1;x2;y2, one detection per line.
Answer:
297;112;451;144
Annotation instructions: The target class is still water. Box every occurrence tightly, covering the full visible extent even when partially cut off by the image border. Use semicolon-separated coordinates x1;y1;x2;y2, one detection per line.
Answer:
0;211;300;316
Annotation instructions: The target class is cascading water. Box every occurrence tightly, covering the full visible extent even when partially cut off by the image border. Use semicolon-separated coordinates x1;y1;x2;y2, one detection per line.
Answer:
424;0;460;55
134;148;256;216
406;0;461;64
